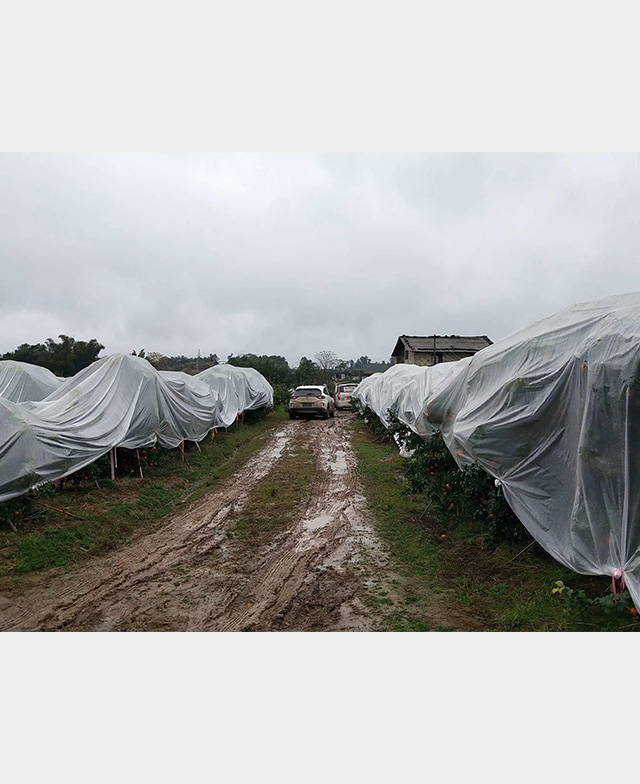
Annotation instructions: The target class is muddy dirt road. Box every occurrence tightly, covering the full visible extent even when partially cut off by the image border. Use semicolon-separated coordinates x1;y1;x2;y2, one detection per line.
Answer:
0;413;472;632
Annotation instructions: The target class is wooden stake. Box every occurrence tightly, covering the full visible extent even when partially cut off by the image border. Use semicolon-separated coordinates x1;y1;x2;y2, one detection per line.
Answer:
33;500;85;521
507;540;537;563
181;440;185;461
136;448;144;479
110;448;115;481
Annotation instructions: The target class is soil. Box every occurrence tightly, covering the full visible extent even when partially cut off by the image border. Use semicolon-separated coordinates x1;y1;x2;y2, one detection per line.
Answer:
0;413;478;632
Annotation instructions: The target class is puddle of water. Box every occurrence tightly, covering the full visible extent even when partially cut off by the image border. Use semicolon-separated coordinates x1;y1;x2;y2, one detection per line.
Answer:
320;446;349;476
247;429;295;483
303;513;333;532
262;430;293;462
332;450;348;475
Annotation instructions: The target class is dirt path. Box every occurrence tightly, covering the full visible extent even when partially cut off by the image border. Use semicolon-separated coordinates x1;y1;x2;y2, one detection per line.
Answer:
0;413;474;632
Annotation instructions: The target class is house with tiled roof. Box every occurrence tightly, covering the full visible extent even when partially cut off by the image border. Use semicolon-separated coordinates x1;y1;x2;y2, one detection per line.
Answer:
391;335;492;366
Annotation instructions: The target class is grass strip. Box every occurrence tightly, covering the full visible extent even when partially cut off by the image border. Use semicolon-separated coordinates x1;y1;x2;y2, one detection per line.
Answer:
228;436;316;542
350;420;454;631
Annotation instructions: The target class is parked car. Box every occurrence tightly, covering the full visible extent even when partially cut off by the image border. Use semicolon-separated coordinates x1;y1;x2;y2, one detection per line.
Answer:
334;382;358;411
289;385;335;419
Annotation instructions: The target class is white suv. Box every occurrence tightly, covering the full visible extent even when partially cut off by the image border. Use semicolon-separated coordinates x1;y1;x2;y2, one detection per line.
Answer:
289;386;336;419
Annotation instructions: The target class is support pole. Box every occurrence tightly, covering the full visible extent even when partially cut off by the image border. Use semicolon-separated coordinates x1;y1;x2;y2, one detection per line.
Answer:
136;448;144;479
33;500;85;521
110;448;116;481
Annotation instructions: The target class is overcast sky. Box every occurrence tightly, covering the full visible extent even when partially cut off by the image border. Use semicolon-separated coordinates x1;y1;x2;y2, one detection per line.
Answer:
2;152;640;366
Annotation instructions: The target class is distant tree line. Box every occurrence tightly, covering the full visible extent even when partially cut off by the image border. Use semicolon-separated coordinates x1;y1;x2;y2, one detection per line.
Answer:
229;352;392;388
1;335;105;377
1;339;392;386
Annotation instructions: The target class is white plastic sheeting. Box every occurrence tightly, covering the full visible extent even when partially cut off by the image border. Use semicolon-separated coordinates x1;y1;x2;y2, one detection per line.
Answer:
353;293;640;606
349;372;383;417
353;361;468;436
0;355;273;503
428;292;640;604
353;365;424;429
196;364;274;427
395;361;470;438
0;360;62;402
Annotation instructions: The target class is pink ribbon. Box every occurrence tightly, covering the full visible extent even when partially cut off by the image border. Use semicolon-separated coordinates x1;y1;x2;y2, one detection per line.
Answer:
612;568;626;594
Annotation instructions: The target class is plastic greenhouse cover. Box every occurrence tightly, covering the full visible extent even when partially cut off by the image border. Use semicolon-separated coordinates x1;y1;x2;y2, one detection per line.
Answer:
353;365;425;427
353;362;469;438
356;293;640;605
346;373;379;414
0;360;62;402
197;365;274;425
195;366;244;428
423;292;640;603
0;354;273;503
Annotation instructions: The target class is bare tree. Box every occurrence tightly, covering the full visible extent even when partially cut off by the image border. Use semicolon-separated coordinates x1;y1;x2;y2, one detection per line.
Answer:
314;350;342;370
314;350;343;386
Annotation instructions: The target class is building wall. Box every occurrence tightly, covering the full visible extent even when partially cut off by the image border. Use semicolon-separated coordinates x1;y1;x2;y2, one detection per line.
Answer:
412;351;438;366
411;350;475;366
394;342;479;366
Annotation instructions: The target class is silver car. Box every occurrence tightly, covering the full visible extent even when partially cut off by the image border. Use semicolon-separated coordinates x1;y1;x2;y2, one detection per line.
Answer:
289;385;335;419
334;383;358;411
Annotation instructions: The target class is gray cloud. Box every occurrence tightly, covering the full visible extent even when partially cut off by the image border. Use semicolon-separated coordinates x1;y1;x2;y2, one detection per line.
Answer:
2;152;640;364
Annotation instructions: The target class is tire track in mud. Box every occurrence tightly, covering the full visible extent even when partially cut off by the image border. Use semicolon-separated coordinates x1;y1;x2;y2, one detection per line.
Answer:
0;414;475;632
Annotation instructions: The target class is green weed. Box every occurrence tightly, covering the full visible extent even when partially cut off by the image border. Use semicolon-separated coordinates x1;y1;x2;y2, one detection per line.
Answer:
230;443;315;541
